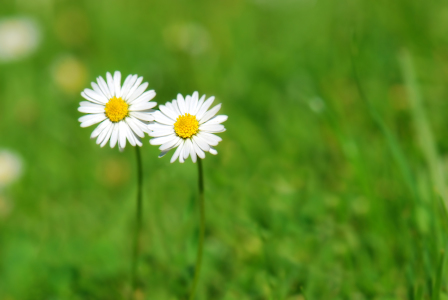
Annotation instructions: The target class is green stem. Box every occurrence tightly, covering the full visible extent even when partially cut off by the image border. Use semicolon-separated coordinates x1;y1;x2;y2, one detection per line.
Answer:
188;158;205;300
131;146;143;299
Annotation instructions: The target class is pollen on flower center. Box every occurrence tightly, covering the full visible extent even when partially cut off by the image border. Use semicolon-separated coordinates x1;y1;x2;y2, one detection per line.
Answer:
105;96;129;122
174;113;199;139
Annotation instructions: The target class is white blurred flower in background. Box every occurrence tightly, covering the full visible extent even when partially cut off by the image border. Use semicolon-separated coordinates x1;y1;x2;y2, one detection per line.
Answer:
0;17;41;63
0;150;23;189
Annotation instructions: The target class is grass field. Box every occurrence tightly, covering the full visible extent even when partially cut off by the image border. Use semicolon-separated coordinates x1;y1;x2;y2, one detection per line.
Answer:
1;0;448;299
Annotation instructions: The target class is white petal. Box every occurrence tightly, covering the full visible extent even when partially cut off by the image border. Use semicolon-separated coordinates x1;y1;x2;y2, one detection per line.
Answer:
80;114;107;128
199;124;226;133
159;136;181;151
170;140;184;163
193;94;206;115
203;115;228;125
78;105;105;114
80;101;103;108
209;146;218;155
154;111;175;125
78;114;101;123
159;104;177;121
96;122;109;144
199;104;221;124
189;139;197;163
192;138;205;159
148;123;172;131
179;151;185;163
101;124;114;147
169;100;181;116
79;113;101;123
192;135;210;152
132;90;156;105
128;133;136;146
128;82;148;103
97;76;112;99
114;71;121;97
121;74;133;93
183;138;192;160
130;111;155;122
132;116;152;133
84;88;107;104
196;96;214;120
150;134;177;145
110;124;119;148
197;132;221;146
124;123;136;146
81;91;103;105
121;75;137;99
158;149;170;158
125;118;145;138
185;95;192;115
129;102;157;111
118;121;127;149
91;119;111;139
149;128;175;137
124;76;143;100
91;82;108;100
98;122;113;147
106;72;115;97
91;124;107;141
177;94;186;115
134;135;143;147
190;91;199;115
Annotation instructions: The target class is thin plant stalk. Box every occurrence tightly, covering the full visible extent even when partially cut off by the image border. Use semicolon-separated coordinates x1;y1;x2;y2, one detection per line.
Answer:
188;158;205;300
399;50;448;213
131;146;143;298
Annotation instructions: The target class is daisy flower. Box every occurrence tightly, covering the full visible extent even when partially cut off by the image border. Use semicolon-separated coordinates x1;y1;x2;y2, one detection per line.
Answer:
149;91;227;163
78;71;157;151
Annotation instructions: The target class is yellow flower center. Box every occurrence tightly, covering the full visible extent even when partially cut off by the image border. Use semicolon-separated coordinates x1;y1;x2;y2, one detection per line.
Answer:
174;113;199;139
105;97;129;122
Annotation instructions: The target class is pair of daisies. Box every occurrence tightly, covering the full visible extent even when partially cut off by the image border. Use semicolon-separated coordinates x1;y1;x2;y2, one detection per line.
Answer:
78;71;227;163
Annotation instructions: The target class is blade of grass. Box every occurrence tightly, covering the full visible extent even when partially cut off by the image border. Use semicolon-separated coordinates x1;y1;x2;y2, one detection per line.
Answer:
350;42;428;294
399;50;448;213
349;41;418;202
432;249;445;300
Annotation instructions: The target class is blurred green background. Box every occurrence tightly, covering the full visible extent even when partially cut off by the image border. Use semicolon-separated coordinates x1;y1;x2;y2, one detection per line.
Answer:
2;0;448;299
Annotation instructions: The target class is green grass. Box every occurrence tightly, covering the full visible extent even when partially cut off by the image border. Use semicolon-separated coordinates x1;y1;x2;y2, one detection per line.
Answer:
1;0;448;299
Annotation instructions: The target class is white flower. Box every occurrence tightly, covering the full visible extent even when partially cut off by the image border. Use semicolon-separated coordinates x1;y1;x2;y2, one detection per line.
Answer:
0;150;23;189
149;92;227;163
78;71;157;151
0;17;40;62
